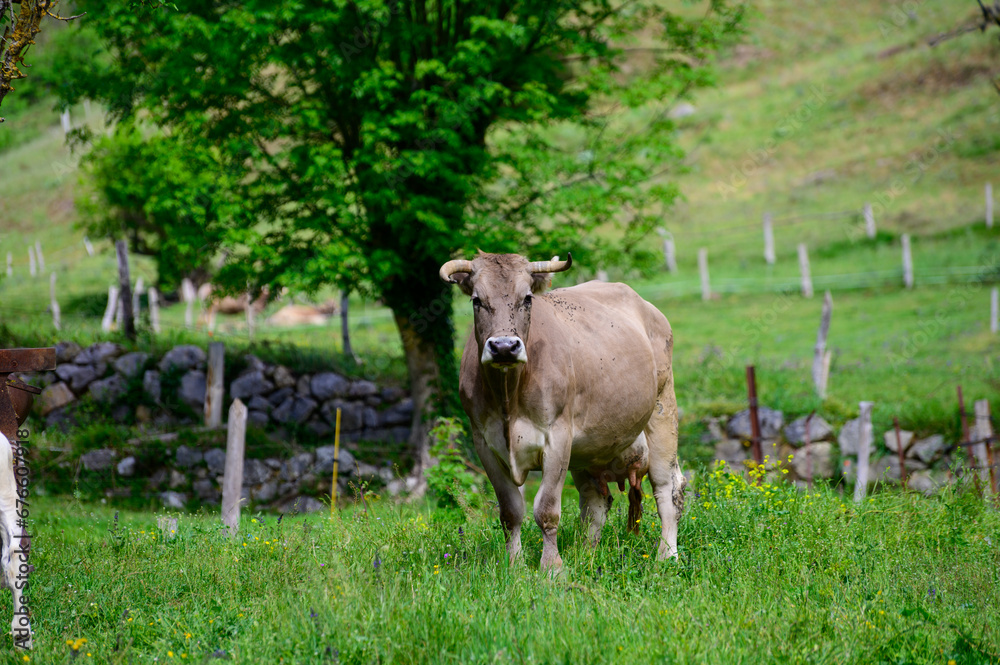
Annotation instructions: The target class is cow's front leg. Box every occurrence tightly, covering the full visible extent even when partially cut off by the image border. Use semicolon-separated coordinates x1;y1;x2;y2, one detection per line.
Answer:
473;431;526;564
534;431;571;572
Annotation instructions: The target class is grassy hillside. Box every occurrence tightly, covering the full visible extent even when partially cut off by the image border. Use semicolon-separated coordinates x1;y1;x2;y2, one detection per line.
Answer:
0;0;998;456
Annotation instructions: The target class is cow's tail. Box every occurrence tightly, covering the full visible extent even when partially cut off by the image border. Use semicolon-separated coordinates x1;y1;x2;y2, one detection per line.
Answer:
627;484;643;535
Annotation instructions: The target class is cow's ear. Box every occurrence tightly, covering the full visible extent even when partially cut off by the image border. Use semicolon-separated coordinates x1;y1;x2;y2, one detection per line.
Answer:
529;273;552;294
450;272;474;296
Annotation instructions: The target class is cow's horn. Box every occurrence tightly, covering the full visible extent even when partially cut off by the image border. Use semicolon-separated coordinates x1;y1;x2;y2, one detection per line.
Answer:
439;259;475;284
528;253;572;274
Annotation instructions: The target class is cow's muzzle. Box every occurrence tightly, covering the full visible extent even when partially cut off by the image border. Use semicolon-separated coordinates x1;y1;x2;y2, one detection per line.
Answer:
482;336;527;367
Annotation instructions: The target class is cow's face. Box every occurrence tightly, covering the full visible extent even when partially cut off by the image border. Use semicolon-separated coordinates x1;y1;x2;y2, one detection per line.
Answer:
440;253;572;369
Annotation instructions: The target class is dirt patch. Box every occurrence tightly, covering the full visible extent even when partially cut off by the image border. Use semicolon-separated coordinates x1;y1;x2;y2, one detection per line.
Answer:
861;50;997;100
720;44;774;69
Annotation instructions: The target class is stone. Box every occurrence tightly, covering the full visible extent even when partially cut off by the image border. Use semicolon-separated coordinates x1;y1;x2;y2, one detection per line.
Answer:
363;407;380;429
838;418;863;456
39;382;75;416
783;415;833;446
884;429;915;454
264;458;282;470
272;395;318;424
253;481;279;503
176;445;204;467
169;469;187;489
271;365;296;389
56;362;104;393
701;417;726;444
381;386;406;402
247;395;272;412
160;491;187;509
242;458;272;486
81;448;116;471
204;448;226;475
230;371;274;401
354;462;380;478
75;341;124;365
726;407;784;441
884;456;927;481
315;445;355;474
244;354;266;373
713;440;748;468
380;398;413;427
349;380;379;398
268;387;295;406
322;400;364;431
248;410;270;428
90;374;127;404
907;470;949;496
306;418;332;437
116;456;136;477
178;370;207;410
668;102;696;119
193;479;219;502
296;374;312;397
790;442;835;479
144;370;162;403
45;404;81;432
311;372;351;400
290;496;325;513
159;345;206;372
909;435;946;464
54;340;82;363
386;479;406;496
111;403;132;423
282;453;314;481
365;396;383;407
378;468;395;483
114;352;150;380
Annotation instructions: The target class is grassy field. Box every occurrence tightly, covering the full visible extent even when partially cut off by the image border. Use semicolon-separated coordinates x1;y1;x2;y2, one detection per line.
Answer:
9;469;1000;664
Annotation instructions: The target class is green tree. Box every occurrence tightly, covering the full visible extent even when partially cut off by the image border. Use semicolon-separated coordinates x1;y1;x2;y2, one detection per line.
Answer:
68;0;744;491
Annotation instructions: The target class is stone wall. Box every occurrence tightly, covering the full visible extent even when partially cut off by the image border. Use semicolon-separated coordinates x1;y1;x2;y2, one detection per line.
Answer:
708;407;955;494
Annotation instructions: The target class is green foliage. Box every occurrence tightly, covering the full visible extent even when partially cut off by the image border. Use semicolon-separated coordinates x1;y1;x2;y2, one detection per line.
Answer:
76;122;238;290
425;416;481;510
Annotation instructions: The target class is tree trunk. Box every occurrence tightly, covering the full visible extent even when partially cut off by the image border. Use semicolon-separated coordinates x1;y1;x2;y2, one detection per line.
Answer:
395;312;442;498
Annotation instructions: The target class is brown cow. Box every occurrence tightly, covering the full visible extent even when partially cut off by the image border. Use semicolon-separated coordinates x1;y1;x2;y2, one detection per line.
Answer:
440;252;685;571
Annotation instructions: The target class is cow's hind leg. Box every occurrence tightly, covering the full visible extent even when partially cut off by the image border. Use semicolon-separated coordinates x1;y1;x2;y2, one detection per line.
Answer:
645;373;685;560
474;432;526;564
571;469;611;546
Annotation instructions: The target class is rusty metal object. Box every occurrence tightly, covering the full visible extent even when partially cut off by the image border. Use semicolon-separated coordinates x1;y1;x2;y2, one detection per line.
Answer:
0;348;56;442
746;366;762;465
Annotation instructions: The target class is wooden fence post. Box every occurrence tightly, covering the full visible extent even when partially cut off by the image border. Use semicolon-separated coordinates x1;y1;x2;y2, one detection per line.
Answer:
205;342;225;428
812;291;833;397
657;228;677;273
798;243;813;298
101;286;120;333
60;109;71;135
973;399;993;491
83;236;94;257
901;234;914;289
991;287;998;335
763;212;775;265
221;399;248;537
987;183;994;229
864;203;876;239
27;246;36;278
116;240;136;340
855;401;874;503
133;277;144;321
148;287;161;334
49;273;61;331
245;293;255;340
34;241;45;273
182;278;196;329
5;252;11;278
698;248;710;301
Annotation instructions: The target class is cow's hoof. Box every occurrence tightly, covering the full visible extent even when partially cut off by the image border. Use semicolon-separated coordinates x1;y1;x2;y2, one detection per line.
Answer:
539;554;564;575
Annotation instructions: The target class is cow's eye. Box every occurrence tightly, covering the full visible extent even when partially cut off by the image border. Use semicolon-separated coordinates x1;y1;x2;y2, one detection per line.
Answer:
523;294;532;307
472;297;482;309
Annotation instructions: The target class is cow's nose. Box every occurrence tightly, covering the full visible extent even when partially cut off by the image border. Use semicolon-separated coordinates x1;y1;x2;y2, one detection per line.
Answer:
488;337;521;358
